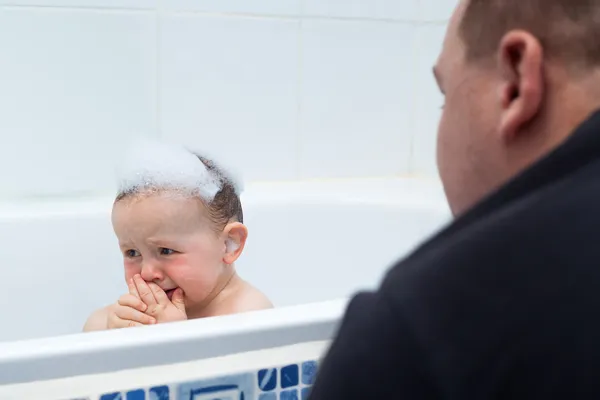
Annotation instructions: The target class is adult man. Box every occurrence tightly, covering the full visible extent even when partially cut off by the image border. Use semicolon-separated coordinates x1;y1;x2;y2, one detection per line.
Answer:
309;0;600;398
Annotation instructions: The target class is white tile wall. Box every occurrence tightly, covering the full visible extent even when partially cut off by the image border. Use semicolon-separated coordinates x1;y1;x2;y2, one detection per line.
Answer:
0;0;155;8
0;8;157;198
303;0;419;21
163;0;300;16
420;0;458;22
0;1;456;197
299;19;414;178
159;14;300;181
411;23;447;176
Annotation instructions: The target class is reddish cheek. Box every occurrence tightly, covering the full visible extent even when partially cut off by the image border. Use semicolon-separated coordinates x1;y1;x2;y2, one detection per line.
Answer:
162;256;191;281
123;260;141;281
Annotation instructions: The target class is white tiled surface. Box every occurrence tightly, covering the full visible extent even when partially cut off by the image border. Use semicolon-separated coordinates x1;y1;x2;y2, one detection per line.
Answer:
411;23;447;176
163;0;301;16
303;0;419;21
299;20;414;178
420;0;458;22
0;8;156;198
0;0;456;198
0;0;155;8
159;15;300;180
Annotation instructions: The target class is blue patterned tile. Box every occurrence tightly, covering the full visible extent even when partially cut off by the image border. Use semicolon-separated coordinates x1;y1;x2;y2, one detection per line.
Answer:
258;368;277;392
149;385;169;400
177;373;254;400
301;361;318;385
301;387;311;400
100;394;122;400
258;393;277;400
280;389;298;400
126;389;145;400
280;365;299;389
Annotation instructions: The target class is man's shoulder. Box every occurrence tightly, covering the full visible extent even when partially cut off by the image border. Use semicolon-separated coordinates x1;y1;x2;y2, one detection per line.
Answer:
377;165;600;378
385;163;600;294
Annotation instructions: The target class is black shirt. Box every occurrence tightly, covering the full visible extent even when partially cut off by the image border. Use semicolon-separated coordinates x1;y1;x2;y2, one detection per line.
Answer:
309;110;600;399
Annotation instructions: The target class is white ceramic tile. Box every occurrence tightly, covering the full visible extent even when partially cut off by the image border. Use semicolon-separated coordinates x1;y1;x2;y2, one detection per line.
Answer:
420;0;458;22
159;15;300;181
163;0;300;16
299;20;414;179
0;0;155;8
411;23;447;176
0;9;157;198
303;0;418;21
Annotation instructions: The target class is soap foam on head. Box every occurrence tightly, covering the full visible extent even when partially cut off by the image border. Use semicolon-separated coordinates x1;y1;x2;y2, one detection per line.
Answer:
116;139;222;202
189;147;244;196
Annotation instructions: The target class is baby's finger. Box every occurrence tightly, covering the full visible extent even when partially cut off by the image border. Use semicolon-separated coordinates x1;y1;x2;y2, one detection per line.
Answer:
107;313;144;329
134;274;157;306
148;282;169;305
115;305;156;325
127;278;140;299
118;293;147;312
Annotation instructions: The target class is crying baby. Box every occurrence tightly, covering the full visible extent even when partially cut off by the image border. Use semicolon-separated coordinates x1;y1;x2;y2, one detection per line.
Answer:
83;141;272;331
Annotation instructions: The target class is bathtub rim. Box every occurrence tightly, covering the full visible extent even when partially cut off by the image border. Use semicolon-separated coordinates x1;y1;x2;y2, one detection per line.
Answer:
0;298;348;385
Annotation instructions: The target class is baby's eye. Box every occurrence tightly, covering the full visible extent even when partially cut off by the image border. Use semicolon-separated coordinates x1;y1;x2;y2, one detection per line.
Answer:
160;248;175;256
125;249;140;258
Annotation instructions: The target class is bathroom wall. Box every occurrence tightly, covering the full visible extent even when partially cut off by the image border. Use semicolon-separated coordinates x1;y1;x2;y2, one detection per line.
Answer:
0;0;454;341
0;0;453;198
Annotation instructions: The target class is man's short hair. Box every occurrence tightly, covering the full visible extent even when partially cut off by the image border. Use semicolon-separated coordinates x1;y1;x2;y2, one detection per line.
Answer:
460;0;600;67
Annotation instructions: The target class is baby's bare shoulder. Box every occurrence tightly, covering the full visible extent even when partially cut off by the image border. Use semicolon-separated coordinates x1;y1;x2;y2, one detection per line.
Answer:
236;283;274;311
222;283;273;315
83;305;110;332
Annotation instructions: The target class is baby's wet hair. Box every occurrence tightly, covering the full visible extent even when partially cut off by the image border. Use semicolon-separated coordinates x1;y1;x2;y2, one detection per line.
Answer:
194;154;243;229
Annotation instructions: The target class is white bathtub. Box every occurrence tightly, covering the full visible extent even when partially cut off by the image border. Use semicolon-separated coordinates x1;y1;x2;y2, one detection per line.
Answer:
0;177;451;399
0;177;450;343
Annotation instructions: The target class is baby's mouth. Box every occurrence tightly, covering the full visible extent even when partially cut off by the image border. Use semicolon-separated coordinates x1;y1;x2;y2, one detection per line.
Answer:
165;288;178;301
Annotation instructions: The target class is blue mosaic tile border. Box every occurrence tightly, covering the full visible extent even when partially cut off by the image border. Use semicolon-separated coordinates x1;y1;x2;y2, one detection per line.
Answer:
86;360;318;400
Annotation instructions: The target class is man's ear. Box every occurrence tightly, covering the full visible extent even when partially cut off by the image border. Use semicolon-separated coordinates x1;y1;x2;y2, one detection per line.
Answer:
497;30;544;141
222;222;248;265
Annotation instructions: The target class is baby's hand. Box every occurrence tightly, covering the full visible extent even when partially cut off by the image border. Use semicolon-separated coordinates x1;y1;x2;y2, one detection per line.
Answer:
132;274;187;324
107;287;156;329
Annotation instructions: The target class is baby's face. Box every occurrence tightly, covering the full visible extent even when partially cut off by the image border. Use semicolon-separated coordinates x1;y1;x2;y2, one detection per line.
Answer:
111;193;227;309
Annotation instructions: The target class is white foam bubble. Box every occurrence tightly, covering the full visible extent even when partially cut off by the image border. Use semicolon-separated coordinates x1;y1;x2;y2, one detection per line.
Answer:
188;147;244;195
116;138;222;202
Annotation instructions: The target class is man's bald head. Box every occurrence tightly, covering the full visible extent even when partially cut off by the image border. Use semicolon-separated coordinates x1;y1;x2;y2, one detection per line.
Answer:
434;0;600;216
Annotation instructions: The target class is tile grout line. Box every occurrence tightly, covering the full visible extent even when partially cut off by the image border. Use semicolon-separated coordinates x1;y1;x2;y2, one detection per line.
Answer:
0;3;449;25
165;9;449;25
0;4;155;13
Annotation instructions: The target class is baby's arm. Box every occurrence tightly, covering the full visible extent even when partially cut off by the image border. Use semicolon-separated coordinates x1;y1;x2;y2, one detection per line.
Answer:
83;306;110;332
83;289;156;331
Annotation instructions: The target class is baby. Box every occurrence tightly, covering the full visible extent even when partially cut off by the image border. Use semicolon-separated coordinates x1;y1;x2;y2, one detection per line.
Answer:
84;141;272;331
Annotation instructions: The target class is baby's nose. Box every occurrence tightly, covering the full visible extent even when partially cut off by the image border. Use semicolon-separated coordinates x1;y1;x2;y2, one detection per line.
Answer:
140;261;163;281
